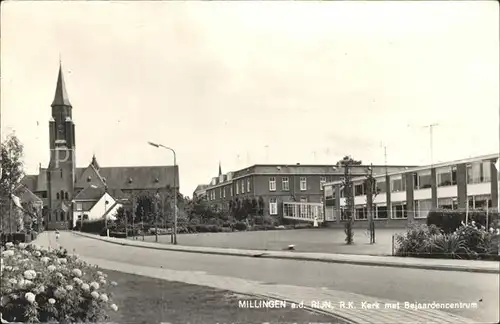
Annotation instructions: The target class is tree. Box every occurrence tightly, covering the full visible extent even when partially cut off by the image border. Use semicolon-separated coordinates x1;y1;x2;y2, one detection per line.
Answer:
337;155;362;245
257;196;265;216
0;133;25;233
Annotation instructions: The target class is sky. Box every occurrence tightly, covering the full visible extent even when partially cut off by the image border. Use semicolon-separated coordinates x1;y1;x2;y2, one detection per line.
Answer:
1;1;499;197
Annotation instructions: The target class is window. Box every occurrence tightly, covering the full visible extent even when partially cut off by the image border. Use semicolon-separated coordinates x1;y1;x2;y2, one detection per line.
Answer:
376;179;386;193
470;195;491;210
247;179;251;192
60;190;64;200
467;161;491;184
415;170;432;189
391;203;407;219
391;175;405;192
41;192;47;198
230;187;233;196
269;198;278;215
65;192;69;200
236;183;239;194
415;199;432;218
56;192;60;200
375;205;388;219
320;177;326;190
438;197;454;210
355;206;367;220
241;181;245;194
300;197;307;217
324;185;334;200
220;188;222;198
354;183;364;196
76;203;83;211
300;177;307;191
269;177;276;191
223;188;226;198
83;214;89;220
437;166;456;187
282;177;289;191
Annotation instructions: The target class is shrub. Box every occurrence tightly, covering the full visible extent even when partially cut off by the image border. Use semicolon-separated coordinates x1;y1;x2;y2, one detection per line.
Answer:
253;216;274;226
396;222;500;260
427;208;500;234
1;242;119;323
75;219;106;235
233;222;247;231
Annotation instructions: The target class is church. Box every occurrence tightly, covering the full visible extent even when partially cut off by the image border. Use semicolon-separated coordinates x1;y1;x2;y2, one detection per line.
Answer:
20;64;179;230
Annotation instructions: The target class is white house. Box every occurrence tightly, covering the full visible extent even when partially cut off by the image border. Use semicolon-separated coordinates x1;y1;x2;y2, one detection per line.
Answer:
73;185;124;228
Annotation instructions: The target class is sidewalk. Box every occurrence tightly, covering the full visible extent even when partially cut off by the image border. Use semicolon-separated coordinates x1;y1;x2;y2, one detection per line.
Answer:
73;232;500;274
35;233;477;324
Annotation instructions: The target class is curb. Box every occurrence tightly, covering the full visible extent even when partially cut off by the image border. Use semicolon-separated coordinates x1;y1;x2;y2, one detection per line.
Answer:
71;231;500;274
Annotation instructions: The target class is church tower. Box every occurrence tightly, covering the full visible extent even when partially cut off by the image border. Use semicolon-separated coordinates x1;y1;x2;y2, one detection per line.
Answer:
46;63;76;230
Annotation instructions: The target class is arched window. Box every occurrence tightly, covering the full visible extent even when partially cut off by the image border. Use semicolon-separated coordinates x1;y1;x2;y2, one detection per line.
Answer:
60;211;64;221
56;192;60;200
60;190;64;200
65;192;69;200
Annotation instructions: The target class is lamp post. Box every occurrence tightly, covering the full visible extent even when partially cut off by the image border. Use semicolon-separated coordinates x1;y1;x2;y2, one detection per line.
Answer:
104;186;109;237
154;191;160;242
148;141;178;245
365;164;376;244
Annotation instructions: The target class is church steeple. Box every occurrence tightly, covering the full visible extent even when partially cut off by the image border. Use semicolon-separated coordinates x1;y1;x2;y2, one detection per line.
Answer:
51;62;71;107
91;154;100;170
218;161;222;176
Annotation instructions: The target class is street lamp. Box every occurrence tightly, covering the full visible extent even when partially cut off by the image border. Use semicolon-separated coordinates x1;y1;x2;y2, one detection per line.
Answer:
154;191;160;242
104;186;109;237
148;141;178;245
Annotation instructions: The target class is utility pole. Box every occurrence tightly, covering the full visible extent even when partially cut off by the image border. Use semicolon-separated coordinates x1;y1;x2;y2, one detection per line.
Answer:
423;123;439;166
337;156;362;245
365;164;376;244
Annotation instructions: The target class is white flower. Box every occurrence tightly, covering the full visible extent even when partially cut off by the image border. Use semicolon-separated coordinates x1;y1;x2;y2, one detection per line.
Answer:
96;271;103;276
55;272;64;279
65;285;74;291
5;266;13;271
33;285;45;294
24;280;33;287
48;298;56;304
9;278;17;285
25;292;36;303
110;281;118;286
53;288;66;299
40;257;50;263
32;244;41;251
58;258;67;264
100;279;107;285
91;291;99;299
471;221;476;225
24;270;37;280
1;250;14;257
100;294;109;302
5;242;14;248
90;282;100;290
110;303;118;311
1;296;9;306
72;269;82;277
18;279;26;288
489;227;494;233
33;251;41;257
73;277;83;285
47;265;56;272
81;283;90;291
496;228;500;235
12;266;19;271
18;243;27;250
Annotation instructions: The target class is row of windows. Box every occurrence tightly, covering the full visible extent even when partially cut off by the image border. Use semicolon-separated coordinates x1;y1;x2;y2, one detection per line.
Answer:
334;194;494;221
55;191;70;200
208;176;330;201
48;211;71;222
327;160;494;198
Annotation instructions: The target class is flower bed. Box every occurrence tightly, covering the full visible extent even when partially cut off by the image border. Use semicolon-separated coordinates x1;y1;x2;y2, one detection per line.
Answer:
395;222;500;260
1;242;119;323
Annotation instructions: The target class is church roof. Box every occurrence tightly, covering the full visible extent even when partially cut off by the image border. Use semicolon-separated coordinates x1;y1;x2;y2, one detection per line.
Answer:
14;184;43;204
74;185;126;201
51;63;71;107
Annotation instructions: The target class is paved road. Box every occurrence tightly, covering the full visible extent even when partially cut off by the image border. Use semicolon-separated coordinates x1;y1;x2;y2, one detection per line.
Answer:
44;232;499;323
135;228;404;255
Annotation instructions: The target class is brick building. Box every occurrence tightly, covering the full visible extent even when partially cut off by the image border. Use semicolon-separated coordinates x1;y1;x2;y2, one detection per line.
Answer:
204;163;414;220
323;153;499;228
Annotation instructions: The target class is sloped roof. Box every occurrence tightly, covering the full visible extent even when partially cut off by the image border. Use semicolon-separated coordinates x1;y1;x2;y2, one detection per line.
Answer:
95;166;178;190
74;185;126;201
14;185;43;204
52;63;72;107
74;185;104;200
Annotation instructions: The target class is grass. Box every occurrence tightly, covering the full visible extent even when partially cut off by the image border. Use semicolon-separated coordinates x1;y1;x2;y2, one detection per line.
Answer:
105;269;348;324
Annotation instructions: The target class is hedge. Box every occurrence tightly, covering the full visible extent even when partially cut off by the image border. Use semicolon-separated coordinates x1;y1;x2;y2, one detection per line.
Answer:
427;208;500;233
1;232;33;246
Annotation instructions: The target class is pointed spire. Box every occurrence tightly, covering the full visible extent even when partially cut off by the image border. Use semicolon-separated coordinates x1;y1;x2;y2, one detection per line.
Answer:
91;154;100;170
218;161;222;176
51;62;72;107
